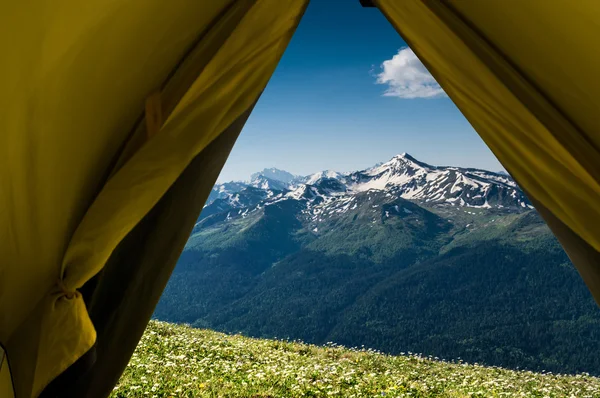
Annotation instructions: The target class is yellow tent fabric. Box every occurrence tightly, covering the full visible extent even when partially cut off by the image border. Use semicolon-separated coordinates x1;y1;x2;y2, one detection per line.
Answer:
0;1;308;397
41;103;260;398
1;346;15;398
374;0;600;303
2;0;600;396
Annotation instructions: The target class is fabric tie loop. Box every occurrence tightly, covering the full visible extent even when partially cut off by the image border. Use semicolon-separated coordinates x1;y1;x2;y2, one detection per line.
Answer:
56;279;78;300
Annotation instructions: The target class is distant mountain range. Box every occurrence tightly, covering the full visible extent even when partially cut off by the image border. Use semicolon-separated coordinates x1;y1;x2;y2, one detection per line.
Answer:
209;153;530;213
156;154;600;376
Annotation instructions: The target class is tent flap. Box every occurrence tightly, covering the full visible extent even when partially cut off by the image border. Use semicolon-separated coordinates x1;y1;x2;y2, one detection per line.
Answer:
374;0;600;301
1;0;308;396
41;101;258;398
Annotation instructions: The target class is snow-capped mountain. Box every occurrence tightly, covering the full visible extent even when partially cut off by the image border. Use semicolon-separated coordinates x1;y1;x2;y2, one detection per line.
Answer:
249;175;290;191
341;153;530;209
207;181;248;204
251;168;298;185
297;170;345;186
202;153;533;232
209;169;297;206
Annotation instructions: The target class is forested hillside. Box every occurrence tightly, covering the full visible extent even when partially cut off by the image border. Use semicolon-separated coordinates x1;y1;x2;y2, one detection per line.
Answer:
155;154;600;375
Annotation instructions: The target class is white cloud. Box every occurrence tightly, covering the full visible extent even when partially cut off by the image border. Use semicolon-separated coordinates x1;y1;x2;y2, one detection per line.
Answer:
376;47;446;99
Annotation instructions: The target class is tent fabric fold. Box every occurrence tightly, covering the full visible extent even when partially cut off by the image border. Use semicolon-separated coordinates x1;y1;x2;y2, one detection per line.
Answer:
40;101;257;398
0;0;308;396
374;0;600;300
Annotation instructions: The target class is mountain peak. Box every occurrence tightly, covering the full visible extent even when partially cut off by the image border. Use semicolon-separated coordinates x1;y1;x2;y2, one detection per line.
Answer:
251;168;297;184
397;152;417;162
386;153;435;172
364;153;431;178
390;152;423;164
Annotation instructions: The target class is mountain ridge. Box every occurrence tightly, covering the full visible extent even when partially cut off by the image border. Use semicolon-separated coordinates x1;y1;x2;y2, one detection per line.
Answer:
209;153;531;214
156;153;600;376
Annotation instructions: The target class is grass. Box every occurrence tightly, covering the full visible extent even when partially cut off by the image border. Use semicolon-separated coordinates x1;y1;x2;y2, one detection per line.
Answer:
111;321;600;397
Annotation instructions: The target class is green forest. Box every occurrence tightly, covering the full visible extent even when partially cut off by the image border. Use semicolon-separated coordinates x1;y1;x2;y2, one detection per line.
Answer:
155;191;600;376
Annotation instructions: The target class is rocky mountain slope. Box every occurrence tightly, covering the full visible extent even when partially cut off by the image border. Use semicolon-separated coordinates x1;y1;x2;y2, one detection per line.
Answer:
204;153;531;227
155;154;600;376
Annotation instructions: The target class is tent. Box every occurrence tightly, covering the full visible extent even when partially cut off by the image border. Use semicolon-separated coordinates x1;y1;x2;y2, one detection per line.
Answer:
1;0;599;396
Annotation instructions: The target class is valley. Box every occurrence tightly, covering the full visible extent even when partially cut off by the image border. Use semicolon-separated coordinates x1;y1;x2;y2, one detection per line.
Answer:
155;154;600;375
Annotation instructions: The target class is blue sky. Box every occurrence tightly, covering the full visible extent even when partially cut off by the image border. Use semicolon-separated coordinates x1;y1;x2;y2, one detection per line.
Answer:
217;0;503;182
